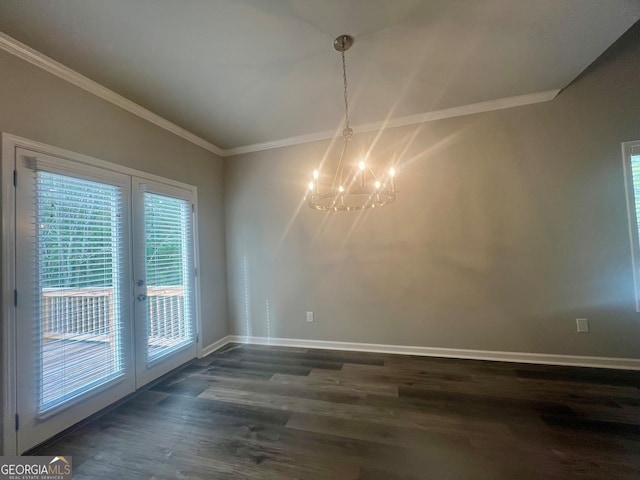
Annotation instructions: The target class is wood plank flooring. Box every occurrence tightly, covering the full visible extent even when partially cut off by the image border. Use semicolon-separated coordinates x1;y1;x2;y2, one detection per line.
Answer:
31;344;640;479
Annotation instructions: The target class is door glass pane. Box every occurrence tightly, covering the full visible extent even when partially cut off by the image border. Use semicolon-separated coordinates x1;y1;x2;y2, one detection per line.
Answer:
37;172;125;414
143;192;193;362
630;153;640;246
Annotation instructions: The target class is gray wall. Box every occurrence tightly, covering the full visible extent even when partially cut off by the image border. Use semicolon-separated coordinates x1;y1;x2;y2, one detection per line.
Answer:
0;48;228;348
224;24;640;359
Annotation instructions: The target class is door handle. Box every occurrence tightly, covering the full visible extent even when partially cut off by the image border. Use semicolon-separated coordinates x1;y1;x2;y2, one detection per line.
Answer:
137;294;148;301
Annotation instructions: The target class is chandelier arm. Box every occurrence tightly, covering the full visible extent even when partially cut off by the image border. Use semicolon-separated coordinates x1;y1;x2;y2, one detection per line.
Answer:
331;138;349;191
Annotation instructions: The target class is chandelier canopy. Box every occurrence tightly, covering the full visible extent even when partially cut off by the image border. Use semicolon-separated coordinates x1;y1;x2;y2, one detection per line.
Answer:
307;35;397;212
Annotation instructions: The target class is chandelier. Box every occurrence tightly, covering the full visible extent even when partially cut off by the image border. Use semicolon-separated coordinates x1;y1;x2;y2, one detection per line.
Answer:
307;35;397;212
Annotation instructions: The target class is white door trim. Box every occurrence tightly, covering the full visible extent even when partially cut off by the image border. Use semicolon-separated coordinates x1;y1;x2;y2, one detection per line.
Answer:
1;134;18;455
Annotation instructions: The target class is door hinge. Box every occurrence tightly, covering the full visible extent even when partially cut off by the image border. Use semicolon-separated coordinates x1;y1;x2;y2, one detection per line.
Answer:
14;289;17;307
15;413;19;431
13;170;17;187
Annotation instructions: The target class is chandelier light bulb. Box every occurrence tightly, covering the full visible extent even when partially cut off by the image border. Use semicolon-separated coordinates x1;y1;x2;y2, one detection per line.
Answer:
339;185;344;192
375;181;381;189
308;181;314;191
358;160;366;171
389;167;396;177
313;170;319;179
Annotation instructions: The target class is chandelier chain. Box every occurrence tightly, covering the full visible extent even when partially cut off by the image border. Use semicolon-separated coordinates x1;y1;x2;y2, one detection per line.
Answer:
341;48;350;131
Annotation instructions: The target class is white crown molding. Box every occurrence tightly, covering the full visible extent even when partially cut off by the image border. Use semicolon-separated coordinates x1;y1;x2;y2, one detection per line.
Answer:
0;31;560;159
223;89;561;157
224;335;640;371
0;31;225;157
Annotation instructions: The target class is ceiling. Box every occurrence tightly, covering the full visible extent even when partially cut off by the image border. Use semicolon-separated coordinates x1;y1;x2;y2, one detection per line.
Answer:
0;1;638;154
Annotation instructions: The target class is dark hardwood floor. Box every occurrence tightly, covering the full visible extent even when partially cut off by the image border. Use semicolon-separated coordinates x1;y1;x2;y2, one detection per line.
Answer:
32;344;640;479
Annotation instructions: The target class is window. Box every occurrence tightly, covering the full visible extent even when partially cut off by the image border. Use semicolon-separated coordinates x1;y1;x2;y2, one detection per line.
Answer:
622;140;640;311
37;171;127;413
142;191;194;362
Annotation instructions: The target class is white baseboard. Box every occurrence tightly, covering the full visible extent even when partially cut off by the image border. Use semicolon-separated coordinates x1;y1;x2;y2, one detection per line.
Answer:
223;335;640;371
199;335;233;358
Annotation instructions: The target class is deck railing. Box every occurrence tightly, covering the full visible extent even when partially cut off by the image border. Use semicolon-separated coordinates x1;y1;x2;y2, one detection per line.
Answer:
42;286;186;344
146;287;187;342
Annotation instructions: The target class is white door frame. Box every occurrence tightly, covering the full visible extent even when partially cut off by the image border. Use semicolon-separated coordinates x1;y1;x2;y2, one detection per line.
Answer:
1;133;203;454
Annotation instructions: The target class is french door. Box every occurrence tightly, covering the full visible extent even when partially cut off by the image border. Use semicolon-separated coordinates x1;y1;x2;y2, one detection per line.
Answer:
132;178;197;387
11;148;198;453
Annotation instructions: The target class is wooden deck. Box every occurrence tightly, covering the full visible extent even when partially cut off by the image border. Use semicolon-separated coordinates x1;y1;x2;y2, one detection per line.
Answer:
42;339;119;408
31;344;640;479
41;339;173;408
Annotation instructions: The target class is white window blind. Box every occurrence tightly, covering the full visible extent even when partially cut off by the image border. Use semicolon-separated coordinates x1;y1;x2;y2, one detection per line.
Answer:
36;171;126;414
629;147;640;228
143;191;194;362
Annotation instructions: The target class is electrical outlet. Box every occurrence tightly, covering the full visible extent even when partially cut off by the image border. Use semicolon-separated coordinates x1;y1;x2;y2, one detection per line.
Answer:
576;318;589;333
306;311;314;323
